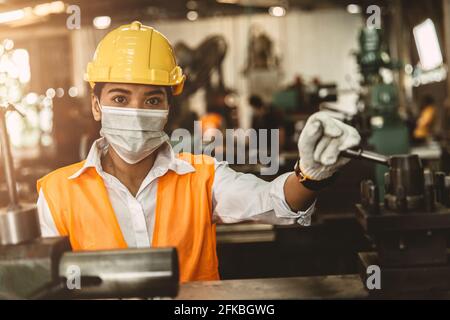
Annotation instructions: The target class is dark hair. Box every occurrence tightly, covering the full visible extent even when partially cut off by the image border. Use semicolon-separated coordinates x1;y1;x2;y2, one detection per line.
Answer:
93;82;105;99
93;82;173;106
421;95;435;107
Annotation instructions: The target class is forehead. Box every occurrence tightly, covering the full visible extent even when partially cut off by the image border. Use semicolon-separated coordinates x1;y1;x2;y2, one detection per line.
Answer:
102;83;167;95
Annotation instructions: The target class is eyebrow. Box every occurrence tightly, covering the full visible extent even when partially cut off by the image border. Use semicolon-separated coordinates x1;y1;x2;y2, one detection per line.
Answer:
106;88;165;96
144;89;165;96
107;88;132;95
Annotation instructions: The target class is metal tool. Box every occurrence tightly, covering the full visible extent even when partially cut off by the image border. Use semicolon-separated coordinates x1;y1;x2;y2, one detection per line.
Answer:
0;104;41;245
341;147;389;166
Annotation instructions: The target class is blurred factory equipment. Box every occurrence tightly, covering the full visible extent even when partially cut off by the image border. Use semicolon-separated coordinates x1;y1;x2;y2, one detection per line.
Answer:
171;35;239;133
274;79;337;115
346;147;450;295
0;38;66;206
0;105;179;299
354;27;406;141
0;39;52;151
174;35;227;98
244;24;282;104
353;27;410;198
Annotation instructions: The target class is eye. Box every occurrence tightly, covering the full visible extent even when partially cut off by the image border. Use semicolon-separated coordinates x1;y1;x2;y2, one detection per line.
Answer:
112;96;127;104
146;97;162;105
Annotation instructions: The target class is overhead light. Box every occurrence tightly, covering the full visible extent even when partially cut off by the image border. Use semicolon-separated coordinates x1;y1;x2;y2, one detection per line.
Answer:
56;88;64;98
93;16;111;29
25;93;38;105
68;86;79;97
413;19;443;71
187;10;198;21
268;6;286;17
0;2;65;25
34;1;65;16
346;4;361;14
46;88;56;99
0;9;26;24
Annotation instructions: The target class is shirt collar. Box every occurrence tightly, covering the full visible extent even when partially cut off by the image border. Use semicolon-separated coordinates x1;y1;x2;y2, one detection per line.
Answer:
68;137;195;180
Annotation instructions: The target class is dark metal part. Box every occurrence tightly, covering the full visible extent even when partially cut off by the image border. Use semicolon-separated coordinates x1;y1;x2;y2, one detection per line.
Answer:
384;154;425;212
0;237;71;299
360;180;379;215
355;204;450;267
384;172;390;194
444;176;450;207
58;248;179;299
424;170;436;212
435;171;446;204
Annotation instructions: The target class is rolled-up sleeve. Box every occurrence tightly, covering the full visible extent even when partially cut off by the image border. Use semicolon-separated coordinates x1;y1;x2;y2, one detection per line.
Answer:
212;161;315;226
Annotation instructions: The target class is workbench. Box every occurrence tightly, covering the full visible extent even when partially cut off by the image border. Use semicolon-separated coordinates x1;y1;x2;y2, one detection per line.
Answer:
177;275;368;299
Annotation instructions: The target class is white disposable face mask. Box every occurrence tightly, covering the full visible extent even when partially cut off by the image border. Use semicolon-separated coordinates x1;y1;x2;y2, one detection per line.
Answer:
98;99;169;164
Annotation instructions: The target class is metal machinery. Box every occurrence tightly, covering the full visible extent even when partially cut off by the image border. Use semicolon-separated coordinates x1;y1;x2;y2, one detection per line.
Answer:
345;148;450;296
354;27;410;198
0;105;179;299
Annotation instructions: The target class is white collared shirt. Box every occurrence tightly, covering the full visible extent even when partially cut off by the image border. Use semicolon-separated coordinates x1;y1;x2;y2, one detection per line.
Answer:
37;138;315;248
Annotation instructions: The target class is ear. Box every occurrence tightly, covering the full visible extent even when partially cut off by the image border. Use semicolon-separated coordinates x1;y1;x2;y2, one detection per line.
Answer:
91;94;101;122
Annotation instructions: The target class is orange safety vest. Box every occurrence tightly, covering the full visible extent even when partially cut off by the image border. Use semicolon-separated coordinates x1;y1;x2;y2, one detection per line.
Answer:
37;153;219;283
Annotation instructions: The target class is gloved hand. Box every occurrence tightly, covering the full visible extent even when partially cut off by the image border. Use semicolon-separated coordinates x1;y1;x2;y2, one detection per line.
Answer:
298;111;361;181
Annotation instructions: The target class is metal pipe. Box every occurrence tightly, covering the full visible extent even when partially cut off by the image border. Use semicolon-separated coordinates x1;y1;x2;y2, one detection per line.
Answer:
58;248;179;299
0;106;19;207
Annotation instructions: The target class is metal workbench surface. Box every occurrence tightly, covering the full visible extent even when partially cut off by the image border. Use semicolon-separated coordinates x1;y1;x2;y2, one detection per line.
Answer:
177;274;368;300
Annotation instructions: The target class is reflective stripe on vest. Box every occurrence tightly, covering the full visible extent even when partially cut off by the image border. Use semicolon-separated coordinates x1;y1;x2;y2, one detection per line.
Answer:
37;153;219;283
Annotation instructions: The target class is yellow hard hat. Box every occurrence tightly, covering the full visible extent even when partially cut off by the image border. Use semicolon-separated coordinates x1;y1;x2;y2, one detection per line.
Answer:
85;21;185;95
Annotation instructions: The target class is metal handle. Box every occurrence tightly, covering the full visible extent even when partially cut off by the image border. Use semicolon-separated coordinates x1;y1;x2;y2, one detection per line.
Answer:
0;105;19;208
341;147;390;166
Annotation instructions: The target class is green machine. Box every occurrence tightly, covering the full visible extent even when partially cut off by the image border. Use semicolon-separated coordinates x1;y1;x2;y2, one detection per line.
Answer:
355;27;410;197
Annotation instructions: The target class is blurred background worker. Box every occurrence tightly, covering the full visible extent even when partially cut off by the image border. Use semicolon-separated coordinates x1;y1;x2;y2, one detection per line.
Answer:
35;22;360;283
413;95;437;143
249;94;286;151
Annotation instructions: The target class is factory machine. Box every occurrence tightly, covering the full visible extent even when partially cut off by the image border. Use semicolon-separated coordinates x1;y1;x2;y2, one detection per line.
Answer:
344;148;450;297
0;105;179;299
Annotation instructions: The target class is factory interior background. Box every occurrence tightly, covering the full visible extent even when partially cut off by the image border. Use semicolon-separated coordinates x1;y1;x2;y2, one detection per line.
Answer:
2;0;450;301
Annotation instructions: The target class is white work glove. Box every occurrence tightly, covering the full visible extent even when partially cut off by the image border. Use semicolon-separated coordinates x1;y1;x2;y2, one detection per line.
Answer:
298;112;361;181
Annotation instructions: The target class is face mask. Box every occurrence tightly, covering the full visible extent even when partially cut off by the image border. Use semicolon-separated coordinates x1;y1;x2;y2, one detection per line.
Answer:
98;99;169;164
